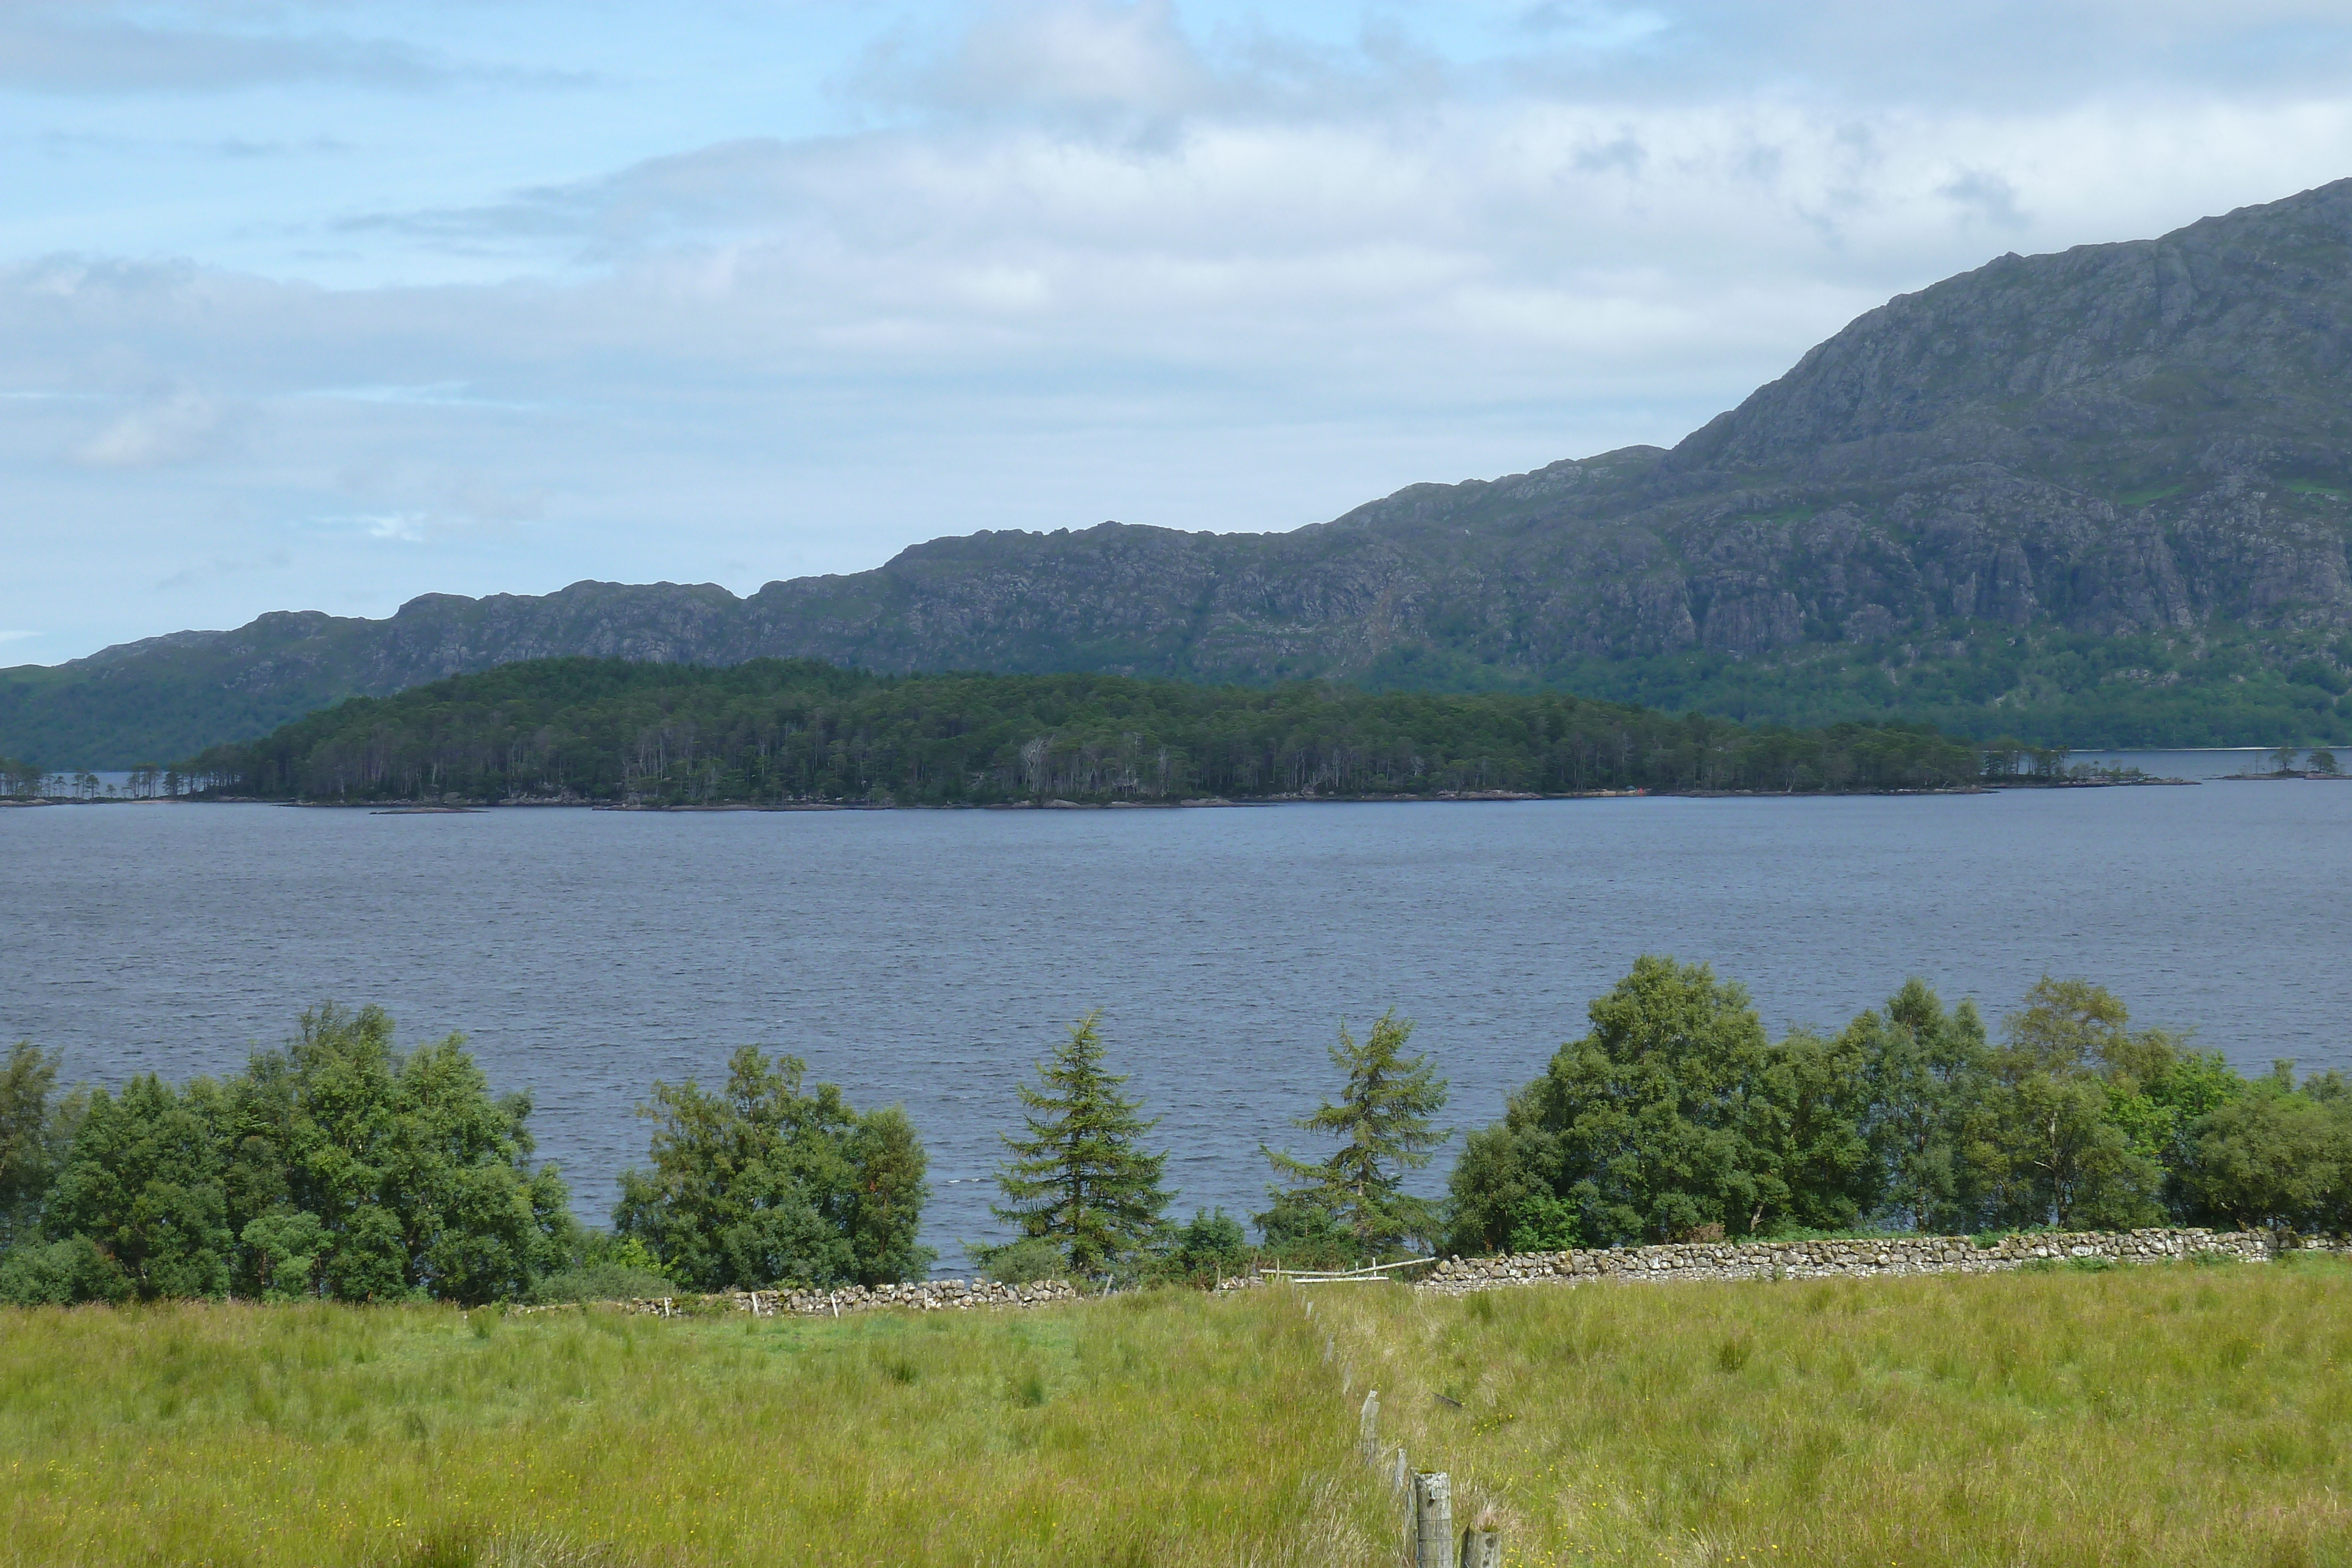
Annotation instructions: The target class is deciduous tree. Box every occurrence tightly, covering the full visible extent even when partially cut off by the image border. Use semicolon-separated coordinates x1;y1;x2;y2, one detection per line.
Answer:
614;1046;934;1290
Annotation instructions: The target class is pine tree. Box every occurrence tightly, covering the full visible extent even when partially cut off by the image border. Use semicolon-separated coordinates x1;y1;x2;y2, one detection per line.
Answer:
993;1012;1170;1274
1262;1011;1448;1253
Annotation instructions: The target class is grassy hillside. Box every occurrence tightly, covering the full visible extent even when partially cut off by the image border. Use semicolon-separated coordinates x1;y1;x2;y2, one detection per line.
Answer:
8;1259;2351;1565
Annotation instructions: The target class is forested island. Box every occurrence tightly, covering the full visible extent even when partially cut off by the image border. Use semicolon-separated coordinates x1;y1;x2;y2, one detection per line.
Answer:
168;657;2037;806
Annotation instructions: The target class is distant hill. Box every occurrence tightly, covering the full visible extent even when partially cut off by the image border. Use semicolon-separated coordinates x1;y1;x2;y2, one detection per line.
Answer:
13;179;2352;767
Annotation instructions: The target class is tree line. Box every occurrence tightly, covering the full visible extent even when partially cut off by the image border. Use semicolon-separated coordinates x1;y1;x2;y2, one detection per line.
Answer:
179;657;1986;804
6;962;2347;1307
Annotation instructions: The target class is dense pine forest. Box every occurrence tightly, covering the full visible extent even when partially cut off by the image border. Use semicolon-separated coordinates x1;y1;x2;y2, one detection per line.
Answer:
179;657;1991;805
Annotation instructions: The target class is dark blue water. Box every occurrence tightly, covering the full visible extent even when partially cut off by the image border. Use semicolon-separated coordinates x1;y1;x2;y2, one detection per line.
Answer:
7;773;2350;1270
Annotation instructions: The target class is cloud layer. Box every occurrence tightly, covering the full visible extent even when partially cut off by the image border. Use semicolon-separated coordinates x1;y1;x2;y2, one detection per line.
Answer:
9;2;2352;664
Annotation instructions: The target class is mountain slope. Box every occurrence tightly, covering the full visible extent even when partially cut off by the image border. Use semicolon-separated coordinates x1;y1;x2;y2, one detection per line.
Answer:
12;180;2352;767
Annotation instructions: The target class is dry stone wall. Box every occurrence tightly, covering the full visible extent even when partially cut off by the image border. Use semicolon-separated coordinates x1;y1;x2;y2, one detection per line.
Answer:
582;1277;1084;1318
1424;1228;2342;1294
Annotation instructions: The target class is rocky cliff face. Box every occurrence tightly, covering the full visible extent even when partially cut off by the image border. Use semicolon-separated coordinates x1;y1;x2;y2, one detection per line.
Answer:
13;181;2352;765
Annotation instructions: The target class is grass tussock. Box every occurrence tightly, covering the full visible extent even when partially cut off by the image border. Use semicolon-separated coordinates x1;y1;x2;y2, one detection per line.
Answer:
0;1291;1389;1567
1322;1253;2352;1567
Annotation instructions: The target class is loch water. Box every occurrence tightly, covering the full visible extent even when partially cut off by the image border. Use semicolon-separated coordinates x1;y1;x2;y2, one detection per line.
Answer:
6;764;2349;1269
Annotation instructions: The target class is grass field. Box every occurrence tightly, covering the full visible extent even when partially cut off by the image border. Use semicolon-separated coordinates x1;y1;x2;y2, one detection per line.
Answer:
1326;1254;2352;1567
0;1292;1388;1567
6;1259;2350;1566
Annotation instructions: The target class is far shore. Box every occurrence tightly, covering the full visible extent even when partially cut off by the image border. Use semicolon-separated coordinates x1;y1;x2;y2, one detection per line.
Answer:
8;775;2257;811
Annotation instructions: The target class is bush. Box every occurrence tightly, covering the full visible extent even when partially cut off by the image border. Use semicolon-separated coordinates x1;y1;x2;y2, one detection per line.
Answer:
1157;1208;1251;1286
979;1238;1066;1285
528;1263;680;1303
0;1236;131;1306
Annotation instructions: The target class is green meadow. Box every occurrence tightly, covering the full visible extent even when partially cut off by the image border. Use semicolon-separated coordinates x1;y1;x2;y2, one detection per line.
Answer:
6;1258;2351;1566
0;1290;1385;1567
1335;1254;2352;1567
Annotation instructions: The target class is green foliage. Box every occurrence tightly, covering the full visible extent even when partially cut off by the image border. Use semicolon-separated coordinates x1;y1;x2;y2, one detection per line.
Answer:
993;1012;1171;1275
1446;957;1877;1251
181;657;1988;804
526;1262;680;1303
0;1235;132;1306
978;1236;1068;1285
1160;1208;1251;1285
0;1042;75;1249
1958;978;2172;1229
44;1074;233;1301
1503;1193;1582;1253
612;1047;934;1291
0;1005;575;1305
2179;1088;2350;1231
1451;963;2352;1251
1259;1011;1449;1255
1849;981;1987;1233
239;1004;577;1305
1531;622;2352;748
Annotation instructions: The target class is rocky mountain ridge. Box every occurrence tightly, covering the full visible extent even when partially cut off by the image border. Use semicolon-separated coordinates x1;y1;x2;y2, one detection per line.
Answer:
12;180;2352;765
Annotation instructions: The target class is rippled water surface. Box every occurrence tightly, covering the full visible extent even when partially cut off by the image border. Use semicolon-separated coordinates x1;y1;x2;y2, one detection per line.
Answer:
8;771;2350;1268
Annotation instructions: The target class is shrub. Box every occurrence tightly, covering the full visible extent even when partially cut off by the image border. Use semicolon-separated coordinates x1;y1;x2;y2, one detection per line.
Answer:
614;1048;933;1291
528;1263;679;1303
0;1235;131;1306
1157;1208;1252;1286
979;1238;1066;1285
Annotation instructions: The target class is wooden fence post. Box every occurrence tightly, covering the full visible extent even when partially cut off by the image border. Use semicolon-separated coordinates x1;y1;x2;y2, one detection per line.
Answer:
1412;1472;1452;1568
1459;1526;1501;1567
1359;1389;1379;1465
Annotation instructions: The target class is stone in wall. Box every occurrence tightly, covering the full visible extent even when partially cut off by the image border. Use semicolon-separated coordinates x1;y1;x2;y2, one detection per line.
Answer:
1420;1227;2337;1296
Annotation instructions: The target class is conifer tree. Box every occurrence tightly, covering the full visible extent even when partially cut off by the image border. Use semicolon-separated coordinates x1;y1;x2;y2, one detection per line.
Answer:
992;1012;1170;1274
1262;1011;1448;1253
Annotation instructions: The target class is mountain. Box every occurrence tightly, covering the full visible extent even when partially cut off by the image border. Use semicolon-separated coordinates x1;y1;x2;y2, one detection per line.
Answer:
12;179;2352;768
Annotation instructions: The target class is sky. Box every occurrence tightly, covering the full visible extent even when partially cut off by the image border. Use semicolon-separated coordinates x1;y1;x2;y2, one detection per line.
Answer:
7;2;2352;665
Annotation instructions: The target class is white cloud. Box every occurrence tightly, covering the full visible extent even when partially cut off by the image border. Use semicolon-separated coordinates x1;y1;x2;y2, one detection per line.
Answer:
69;389;240;469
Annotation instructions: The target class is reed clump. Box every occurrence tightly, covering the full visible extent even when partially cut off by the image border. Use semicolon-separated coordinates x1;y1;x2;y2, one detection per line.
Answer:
0;1290;1388;1567
1329;1253;2352;1567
